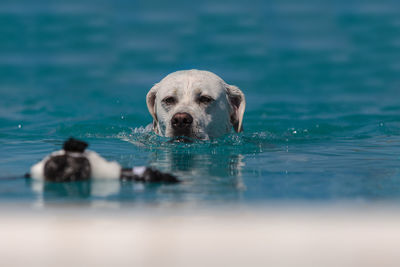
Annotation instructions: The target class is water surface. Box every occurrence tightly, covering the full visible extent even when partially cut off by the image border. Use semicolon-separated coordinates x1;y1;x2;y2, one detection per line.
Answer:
1;0;400;206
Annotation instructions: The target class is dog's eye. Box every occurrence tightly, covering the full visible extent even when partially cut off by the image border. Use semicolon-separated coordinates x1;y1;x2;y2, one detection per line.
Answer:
198;95;213;104
163;96;176;105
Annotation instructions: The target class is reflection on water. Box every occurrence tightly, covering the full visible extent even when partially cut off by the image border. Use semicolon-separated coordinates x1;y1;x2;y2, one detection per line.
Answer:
43;181;91;198
149;147;244;178
28;134;249;205
149;145;247;192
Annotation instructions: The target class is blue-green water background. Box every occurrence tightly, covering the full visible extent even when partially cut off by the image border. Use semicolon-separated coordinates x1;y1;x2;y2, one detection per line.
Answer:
1;0;400;205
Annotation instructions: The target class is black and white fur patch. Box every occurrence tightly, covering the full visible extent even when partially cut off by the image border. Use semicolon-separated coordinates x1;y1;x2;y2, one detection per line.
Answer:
30;138;179;183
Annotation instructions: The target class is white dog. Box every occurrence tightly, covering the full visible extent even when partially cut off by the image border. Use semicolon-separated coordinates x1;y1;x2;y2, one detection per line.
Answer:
146;70;246;139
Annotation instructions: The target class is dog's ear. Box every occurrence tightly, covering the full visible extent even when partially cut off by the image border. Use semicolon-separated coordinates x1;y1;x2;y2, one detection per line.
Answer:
226;84;246;132
146;84;159;134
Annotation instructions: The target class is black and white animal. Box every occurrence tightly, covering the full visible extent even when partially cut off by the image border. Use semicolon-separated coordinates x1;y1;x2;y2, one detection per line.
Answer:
29;138;179;183
146;69;246;140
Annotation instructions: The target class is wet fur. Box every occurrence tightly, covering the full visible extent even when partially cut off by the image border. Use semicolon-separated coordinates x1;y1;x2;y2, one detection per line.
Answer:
146;70;246;139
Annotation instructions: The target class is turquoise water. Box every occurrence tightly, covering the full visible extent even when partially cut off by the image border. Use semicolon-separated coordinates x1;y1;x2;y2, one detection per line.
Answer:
1;0;400;205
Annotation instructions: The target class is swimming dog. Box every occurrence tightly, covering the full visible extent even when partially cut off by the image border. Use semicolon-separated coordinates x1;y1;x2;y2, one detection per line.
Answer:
146;70;246;139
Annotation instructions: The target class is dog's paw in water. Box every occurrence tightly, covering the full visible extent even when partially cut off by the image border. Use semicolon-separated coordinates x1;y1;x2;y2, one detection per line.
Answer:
28;138;180;183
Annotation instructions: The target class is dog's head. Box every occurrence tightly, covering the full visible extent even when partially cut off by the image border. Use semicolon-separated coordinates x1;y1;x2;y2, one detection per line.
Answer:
146;70;246;139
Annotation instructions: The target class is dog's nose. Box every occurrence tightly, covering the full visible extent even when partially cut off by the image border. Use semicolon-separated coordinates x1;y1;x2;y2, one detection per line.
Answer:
171;112;193;130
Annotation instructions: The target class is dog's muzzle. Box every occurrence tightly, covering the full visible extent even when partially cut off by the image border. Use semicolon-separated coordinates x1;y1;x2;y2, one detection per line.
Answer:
171;112;193;136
